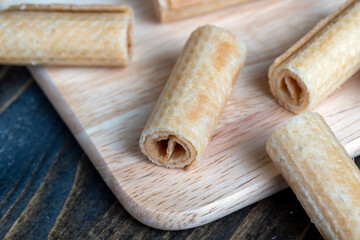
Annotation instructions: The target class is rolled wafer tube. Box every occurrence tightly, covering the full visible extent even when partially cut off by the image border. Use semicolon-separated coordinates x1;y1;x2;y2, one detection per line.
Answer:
266;112;360;240
0;4;133;66
139;25;246;169
268;0;360;114
154;0;254;22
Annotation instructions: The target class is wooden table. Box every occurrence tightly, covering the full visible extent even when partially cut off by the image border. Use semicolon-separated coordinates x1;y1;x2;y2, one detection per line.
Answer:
1;65;359;239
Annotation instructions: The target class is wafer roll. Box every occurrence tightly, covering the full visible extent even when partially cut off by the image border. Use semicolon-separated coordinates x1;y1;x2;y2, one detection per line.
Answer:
269;0;360;114
154;0;254;22
0;4;133;66
139;25;246;169
266;112;360;240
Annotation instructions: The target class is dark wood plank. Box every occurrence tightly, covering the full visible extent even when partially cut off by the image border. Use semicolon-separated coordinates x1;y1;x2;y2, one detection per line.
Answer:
0;77;82;240
0;66;33;115
229;189;313;240
1;66;358;239
48;155;119;240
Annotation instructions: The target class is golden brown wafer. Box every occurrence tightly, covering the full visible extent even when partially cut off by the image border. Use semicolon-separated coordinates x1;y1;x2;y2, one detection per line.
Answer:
154;0;254;22
268;0;360;114
0;4;133;66
266;112;360;240
139;25;246;169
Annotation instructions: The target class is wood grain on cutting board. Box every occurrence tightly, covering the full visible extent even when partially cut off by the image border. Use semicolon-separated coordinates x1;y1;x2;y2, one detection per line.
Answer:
2;0;360;230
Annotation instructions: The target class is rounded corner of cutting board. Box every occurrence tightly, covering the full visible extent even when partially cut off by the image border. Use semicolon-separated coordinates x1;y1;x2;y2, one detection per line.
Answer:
113;172;289;231
120;197;203;230
27;66;212;230
27;66;218;230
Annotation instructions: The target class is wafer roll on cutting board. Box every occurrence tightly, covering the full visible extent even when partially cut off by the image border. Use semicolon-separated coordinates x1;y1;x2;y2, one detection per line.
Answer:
266;112;360;240
139;25;246;169
0;4;133;66
269;0;360;114
154;0;254;22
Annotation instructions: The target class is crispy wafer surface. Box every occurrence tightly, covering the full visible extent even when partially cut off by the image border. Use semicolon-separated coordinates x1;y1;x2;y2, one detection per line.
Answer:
266;112;360;239
0;4;133;66
140;25;246;168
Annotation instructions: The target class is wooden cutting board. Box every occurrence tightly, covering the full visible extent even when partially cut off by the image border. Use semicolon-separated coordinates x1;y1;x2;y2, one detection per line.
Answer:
4;0;360;230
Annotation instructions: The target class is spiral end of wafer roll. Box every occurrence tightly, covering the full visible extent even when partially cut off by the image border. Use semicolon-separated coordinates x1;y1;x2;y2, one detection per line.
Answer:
269;67;310;114
140;130;197;169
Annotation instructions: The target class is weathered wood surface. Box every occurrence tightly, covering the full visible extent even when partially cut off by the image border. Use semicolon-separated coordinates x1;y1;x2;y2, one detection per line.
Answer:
2;65;351;239
20;0;360;229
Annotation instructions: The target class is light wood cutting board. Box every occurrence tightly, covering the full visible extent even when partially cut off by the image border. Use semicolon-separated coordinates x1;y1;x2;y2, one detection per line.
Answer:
3;0;360;230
